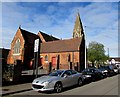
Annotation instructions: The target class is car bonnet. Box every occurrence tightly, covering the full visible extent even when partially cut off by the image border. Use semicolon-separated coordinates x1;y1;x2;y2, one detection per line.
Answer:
33;75;60;83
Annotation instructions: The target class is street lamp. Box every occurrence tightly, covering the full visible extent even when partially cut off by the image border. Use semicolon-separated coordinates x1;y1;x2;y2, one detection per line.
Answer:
84;26;87;69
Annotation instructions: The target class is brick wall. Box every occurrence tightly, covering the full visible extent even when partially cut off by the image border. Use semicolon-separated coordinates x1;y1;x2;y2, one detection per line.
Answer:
7;28;25;65
40;51;80;71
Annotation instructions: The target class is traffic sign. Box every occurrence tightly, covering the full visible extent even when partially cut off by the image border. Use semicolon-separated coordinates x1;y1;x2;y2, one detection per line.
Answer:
34;39;39;52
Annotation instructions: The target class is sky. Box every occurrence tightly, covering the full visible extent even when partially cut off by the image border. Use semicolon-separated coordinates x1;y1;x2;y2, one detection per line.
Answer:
1;1;119;57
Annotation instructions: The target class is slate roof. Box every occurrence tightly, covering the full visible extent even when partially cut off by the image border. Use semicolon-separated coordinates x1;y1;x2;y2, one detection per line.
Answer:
40;38;82;53
39;31;59;42
20;28;40;45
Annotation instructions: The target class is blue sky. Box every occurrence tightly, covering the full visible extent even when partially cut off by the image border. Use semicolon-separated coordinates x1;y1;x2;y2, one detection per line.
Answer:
1;2;119;57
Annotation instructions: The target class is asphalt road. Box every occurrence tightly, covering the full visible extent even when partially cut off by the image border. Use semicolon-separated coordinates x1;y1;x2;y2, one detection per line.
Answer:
7;74;119;96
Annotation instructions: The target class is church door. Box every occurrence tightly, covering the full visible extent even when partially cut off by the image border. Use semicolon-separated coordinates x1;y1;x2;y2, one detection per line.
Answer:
52;57;57;69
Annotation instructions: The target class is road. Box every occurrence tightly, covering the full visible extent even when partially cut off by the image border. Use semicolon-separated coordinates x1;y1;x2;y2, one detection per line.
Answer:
5;74;119;96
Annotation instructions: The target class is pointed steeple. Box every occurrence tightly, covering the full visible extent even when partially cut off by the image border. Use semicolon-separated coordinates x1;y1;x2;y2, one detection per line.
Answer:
73;12;84;38
19;25;21;29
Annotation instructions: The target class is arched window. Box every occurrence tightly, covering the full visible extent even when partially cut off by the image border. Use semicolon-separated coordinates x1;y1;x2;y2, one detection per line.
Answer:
75;33;79;38
68;54;71;62
45;55;48;61
14;38;21;54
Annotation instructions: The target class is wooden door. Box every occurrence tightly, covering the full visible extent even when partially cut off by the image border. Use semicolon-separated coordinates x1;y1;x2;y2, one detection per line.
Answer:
39;58;43;66
52;57;57;69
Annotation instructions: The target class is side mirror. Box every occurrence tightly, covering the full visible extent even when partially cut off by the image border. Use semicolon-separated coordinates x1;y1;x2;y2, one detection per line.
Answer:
63;74;68;78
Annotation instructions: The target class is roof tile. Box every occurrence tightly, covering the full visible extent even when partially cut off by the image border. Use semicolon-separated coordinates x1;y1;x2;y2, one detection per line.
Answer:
40;38;82;53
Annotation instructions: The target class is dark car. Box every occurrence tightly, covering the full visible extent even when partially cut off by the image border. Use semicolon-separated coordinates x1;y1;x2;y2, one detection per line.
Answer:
99;67;108;77
82;68;104;82
99;65;115;77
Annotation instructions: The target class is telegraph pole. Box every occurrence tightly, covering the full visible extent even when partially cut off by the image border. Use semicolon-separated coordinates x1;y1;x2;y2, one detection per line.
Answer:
107;48;109;57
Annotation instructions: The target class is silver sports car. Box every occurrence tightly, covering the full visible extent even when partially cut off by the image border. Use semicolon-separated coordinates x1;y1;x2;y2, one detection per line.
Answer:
32;69;84;93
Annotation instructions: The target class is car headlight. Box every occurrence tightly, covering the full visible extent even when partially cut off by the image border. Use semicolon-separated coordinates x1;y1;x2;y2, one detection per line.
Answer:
85;75;91;77
41;80;52;86
83;75;91;78
104;70;108;73
102;71;104;73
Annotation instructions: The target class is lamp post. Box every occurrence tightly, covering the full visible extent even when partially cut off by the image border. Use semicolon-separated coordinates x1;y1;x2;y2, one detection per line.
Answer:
84;26;87;69
107;48;109;58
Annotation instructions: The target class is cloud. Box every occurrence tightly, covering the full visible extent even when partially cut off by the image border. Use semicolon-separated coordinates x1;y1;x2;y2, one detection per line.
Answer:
69;2;118;57
1;2;118;57
47;5;56;14
1;0;120;2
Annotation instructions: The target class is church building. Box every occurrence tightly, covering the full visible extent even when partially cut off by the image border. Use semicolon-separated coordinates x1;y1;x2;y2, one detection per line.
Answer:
7;28;58;70
7;12;85;72
39;13;85;72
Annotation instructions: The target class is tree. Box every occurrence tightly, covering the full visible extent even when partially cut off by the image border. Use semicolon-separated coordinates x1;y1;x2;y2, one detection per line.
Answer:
87;41;108;67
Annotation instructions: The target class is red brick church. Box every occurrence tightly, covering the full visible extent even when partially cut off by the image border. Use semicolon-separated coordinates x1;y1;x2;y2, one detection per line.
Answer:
7;13;85;72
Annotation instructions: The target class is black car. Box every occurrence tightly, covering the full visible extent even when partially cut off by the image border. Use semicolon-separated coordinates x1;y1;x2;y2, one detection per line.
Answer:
99;65;115;77
99;67;108;77
82;68;104;82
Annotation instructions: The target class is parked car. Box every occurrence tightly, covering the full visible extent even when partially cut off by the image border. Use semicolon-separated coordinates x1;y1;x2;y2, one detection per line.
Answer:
113;65;120;74
32;69;84;93
82;68;104;82
98;67;109;77
81;69;92;83
116;64;120;74
99;65;115;77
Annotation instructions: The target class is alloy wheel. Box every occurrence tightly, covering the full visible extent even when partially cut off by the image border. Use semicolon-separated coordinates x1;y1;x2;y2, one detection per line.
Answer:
54;83;62;93
78;78;82;86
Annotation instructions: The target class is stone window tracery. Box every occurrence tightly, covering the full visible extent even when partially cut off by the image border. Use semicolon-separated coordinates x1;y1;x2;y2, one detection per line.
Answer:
14;38;21;54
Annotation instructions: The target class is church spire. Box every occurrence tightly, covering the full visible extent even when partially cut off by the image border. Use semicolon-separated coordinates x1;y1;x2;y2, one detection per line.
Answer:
73;12;84;38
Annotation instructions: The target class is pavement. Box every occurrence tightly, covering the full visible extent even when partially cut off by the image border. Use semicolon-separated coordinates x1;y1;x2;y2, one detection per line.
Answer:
1;69;48;96
2;83;32;96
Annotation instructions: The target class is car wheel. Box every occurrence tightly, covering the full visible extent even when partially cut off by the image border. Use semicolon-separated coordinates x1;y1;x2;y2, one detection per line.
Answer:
54;82;62;93
101;75;104;79
92;77;96;81
78;78;83;86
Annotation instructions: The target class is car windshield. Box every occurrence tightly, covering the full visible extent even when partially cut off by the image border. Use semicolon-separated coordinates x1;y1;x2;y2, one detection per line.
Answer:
100;66;109;70
48;70;64;76
82;69;91;73
82;68;89;72
99;67;105;70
